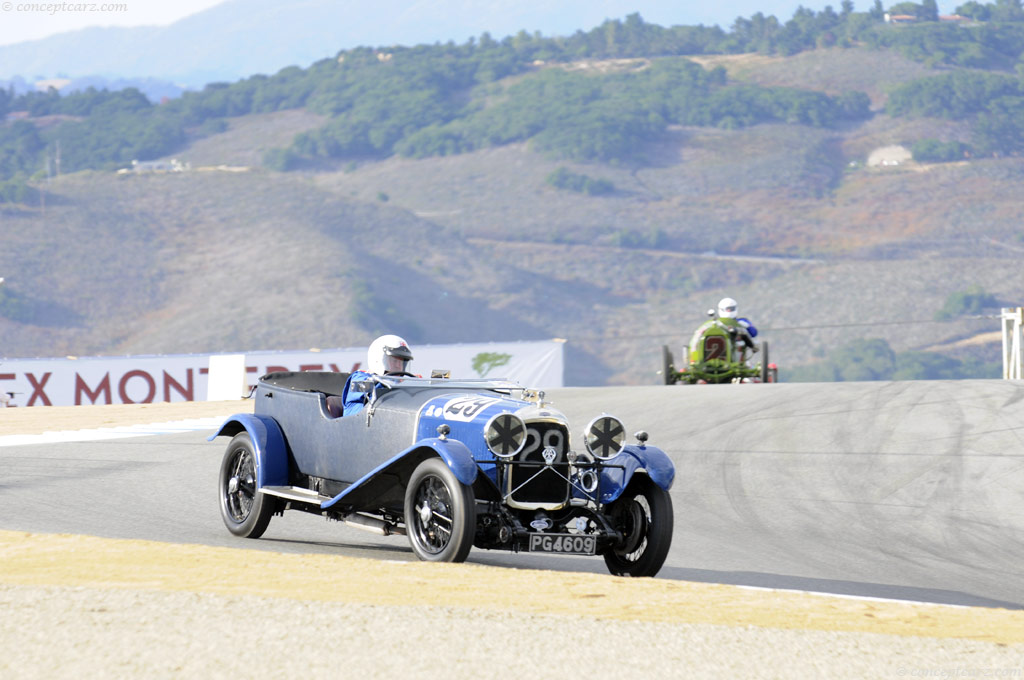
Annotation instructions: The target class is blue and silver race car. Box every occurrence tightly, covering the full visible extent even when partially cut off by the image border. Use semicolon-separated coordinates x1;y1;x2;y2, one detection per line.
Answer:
210;371;675;577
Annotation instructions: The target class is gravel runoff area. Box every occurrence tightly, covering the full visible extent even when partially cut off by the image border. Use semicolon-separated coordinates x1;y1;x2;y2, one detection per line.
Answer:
1;402;1023;679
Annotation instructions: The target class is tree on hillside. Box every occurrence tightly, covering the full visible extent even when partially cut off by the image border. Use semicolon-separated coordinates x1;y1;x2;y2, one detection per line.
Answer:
731;12;783;53
992;0;1024;21
911;138;969;161
785;338;999;381
0;120;44;178
888;2;924;17
956;1;992;19
935;285;998;320
0;86;12;118
973;96;1024;154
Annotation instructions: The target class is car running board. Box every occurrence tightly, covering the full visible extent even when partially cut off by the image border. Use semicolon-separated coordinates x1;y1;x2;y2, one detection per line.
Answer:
259;486;406;537
259;485;332;505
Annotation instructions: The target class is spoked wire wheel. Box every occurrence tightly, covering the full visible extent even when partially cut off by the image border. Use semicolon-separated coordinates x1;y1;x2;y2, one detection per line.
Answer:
603;474;673;577
218;432;274;538
404;458;475;562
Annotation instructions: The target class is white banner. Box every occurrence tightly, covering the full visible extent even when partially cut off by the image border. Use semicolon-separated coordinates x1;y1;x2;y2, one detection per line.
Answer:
0;340;565;407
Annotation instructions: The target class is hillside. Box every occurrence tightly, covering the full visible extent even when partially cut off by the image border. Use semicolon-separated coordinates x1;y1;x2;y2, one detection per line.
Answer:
1;44;1019;385
0;0;750;87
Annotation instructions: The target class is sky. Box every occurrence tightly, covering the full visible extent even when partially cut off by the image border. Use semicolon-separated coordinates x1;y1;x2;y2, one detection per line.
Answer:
0;0;962;48
0;0;227;46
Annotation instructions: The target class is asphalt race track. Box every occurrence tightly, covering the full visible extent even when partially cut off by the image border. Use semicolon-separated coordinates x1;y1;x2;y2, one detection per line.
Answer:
1;380;1022;609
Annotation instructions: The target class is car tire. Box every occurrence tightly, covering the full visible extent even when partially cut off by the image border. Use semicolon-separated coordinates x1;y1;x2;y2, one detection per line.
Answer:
602;474;673;577
218;432;275;539
404;457;476;563
759;340;770;383
661;345;676;385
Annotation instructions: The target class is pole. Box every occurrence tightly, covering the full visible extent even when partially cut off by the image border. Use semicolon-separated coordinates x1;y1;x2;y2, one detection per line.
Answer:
1002;307;1024;380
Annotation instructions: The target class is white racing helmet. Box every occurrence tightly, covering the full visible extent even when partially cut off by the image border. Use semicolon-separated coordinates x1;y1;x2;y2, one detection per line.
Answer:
717;297;738;319
367;334;414;375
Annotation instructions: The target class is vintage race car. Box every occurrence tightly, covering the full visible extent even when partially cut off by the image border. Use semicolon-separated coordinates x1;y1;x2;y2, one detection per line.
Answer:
662;316;777;385
210;371;675;577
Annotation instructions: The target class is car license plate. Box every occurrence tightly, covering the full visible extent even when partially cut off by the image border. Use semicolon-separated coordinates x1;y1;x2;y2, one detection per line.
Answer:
528;533;596;555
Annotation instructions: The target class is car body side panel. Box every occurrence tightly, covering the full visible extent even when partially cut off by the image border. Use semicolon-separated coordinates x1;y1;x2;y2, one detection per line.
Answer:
254;384;420;483
208;413;289;488
599;444;675;503
321;437;477;511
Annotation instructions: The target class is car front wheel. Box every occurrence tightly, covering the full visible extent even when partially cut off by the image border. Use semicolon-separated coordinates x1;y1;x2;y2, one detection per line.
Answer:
218;432;275;538
404;457;476;562
603;474;673;577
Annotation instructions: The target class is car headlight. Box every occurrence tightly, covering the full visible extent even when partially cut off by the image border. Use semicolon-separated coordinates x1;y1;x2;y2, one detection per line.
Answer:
583;415;625;461
484;412;527;459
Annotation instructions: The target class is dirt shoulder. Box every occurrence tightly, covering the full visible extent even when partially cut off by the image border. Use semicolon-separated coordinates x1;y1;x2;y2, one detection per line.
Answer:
1;530;1023;644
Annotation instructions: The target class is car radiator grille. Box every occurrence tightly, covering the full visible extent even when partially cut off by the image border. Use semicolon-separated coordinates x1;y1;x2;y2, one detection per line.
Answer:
506;422;570;505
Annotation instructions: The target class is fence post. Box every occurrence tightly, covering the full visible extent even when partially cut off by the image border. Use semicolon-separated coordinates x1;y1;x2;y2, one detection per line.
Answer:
1002;307;1024;380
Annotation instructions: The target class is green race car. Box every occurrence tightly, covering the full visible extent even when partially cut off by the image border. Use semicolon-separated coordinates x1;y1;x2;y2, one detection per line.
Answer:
661;316;777;385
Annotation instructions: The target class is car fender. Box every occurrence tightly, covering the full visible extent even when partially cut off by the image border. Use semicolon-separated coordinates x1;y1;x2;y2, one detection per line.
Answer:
207;413;289;488
322;437;478;510
599;443;675;504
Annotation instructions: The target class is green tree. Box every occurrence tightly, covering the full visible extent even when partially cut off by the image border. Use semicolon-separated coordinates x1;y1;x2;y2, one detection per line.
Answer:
833;338;896;381
956;1;992;20
992;0;1024;21
911;138;969;161
785;338;996;381
935;285;997;320
545;167;615;195
892;352;963;380
972;95;1024;155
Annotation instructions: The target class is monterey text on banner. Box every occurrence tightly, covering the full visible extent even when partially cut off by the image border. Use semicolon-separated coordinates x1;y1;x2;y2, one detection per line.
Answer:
0;340;565;407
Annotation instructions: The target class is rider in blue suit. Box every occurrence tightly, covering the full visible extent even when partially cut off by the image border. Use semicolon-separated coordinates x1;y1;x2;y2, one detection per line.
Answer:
342;334;415;416
718;297;758;342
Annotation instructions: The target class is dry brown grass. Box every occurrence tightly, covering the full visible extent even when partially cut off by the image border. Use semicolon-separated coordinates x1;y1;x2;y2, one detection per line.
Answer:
1;49;1018;385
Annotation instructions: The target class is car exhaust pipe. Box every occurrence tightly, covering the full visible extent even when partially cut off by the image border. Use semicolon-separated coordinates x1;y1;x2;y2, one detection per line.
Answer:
342;513;405;536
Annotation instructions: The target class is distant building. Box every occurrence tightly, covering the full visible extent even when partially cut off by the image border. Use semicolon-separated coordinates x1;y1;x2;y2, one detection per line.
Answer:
867;145;912;168
34;78;72;92
884;13;918;23
121;158;189;174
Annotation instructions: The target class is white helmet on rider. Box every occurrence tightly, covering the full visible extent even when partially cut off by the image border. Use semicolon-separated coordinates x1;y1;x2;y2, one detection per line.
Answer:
717;297;738;319
367;334;414;375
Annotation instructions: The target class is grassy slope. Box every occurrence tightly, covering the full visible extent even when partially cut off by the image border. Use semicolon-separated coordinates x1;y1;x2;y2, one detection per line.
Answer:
1;48;1019;385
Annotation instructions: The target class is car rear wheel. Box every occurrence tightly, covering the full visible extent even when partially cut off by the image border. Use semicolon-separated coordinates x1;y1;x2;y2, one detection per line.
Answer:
759;340;771;383
404;457;476;562
602;474;673;577
661;345;676;385
218;432;275;538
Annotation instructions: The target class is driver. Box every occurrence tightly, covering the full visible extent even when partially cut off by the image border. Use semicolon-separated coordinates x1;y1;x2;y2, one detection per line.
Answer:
689;297;759;364
716;297;758;355
341;334;415;416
